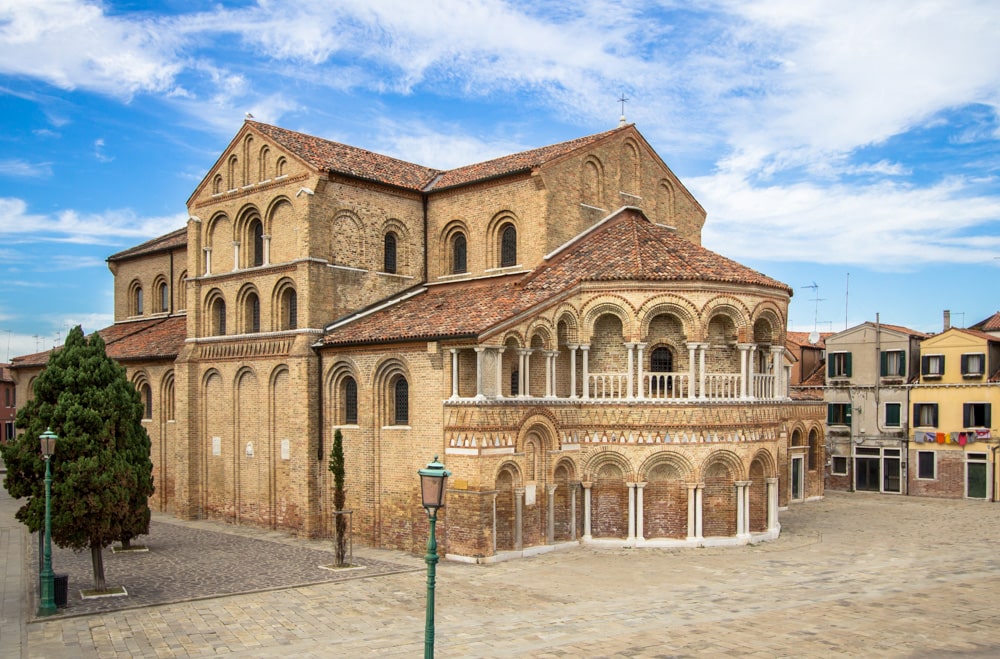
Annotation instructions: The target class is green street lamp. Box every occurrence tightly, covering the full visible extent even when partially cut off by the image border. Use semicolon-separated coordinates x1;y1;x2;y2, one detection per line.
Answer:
418;456;450;659
38;428;57;616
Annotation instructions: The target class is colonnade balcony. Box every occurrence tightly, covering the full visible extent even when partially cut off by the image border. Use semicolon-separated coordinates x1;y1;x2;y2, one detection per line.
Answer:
446;341;788;403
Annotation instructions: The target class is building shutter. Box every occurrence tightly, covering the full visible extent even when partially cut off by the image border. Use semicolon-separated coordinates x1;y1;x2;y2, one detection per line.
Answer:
880;351;888;376
845;352;853;377
963;403;972;427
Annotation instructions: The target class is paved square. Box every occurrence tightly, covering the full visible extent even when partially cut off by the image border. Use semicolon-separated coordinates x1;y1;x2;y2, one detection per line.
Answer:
19;492;1000;657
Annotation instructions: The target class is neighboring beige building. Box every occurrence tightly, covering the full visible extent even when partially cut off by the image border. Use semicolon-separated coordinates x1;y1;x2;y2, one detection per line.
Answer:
12;120;823;560
823;321;927;493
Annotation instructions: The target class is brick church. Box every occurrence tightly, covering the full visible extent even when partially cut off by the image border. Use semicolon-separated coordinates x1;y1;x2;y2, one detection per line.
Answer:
11;119;825;560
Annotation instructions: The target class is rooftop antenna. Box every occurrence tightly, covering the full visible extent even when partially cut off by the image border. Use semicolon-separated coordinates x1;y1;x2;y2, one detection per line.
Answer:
618;92;629;126
802;281;826;344
844;272;849;330
33;334;40;352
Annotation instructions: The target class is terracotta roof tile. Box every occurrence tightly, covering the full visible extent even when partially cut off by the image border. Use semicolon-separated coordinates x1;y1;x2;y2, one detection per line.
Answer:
248;121;627;193
11;316;186;368
970;311;1000;332
107;227;187;262
321;209;791;346
249;122;442;191
431;127;624;189
877;323;928;338
785;331;832;349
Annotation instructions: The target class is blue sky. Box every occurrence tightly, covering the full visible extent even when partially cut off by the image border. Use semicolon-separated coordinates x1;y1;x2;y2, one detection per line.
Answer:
1;0;999;360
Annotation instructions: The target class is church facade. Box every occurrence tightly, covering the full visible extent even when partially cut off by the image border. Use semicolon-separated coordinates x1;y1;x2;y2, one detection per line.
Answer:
12;120;825;560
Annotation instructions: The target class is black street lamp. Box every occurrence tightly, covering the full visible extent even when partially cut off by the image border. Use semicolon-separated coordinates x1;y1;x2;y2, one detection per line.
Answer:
38;428;57;616
418;456;450;659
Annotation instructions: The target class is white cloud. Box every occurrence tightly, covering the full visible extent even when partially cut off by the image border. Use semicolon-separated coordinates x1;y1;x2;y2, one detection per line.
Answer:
0;0;184;98
0;198;186;244
695;171;1000;268
0;159;52;177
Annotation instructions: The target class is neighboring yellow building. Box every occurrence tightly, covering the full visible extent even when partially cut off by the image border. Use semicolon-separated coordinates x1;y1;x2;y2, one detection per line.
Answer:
909;328;1000;500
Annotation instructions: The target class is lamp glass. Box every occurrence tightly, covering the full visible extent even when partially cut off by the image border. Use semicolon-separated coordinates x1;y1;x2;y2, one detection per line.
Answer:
418;456;451;511
39;429;57;457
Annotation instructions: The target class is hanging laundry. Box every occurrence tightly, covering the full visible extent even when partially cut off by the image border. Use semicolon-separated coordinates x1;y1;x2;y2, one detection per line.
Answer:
958;433;968;447
936;432;946;444
976;429;991;440
914;432;924;443
950;432;959;444
926;432;937;443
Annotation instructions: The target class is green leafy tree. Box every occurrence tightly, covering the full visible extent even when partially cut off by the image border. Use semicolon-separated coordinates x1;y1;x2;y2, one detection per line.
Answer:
0;326;154;591
328;429;347;566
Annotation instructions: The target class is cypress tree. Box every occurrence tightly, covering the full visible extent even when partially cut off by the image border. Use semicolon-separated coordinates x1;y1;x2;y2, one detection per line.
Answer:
328;429;347;566
1;325;154;591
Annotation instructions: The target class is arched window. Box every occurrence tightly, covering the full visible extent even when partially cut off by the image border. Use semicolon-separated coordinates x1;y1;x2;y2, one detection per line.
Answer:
510;369;519;397
452;233;467;274
250;219;264;267
808;429;819;471
132;286;143;316
343;376;358;424
384;232;397;274
500;225;517;267
139;383;152;419
650;347;673;372
212;174;223;194
393;376;408;424
281;288;297;330
159;281;169;313
650;347;674;395
246;293;260;333
212;298;227;336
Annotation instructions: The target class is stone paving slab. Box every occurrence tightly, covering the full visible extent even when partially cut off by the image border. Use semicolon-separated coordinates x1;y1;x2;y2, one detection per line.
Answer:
26;515;420;619
22;492;1000;657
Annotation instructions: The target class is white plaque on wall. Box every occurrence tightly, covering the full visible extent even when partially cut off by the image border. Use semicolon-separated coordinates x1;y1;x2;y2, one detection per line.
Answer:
245;441;254;458
212;436;221;456
524;483;536;506
281;439;290;460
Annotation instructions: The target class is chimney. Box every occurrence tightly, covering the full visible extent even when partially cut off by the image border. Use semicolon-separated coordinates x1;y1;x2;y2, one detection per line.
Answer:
943;309;951;331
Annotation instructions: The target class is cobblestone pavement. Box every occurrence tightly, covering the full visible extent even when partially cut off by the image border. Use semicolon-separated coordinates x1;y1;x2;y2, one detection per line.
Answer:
28;516;420;618
17;492;1000;657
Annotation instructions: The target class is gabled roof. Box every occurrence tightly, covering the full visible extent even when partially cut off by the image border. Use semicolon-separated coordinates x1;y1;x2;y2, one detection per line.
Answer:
248;122;442;191
247;121;631;193
11;316;186;369
319;208;790;347
920;326;1000;347
431;126;625;189
785;331;833;350
107;227;187;262
827;321;928;344
970;311;1000;332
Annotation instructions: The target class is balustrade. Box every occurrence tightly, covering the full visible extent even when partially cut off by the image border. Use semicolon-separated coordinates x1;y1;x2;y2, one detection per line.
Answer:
643;373;689;400
701;373;741;399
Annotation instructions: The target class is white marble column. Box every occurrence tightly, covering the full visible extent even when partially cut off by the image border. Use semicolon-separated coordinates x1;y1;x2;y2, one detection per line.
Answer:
636;343;647;400
494;347;505;399
514;488;524;551
627;482;637;541
568;344;578;398
546;484;557;544
771;345;784;399
698;344;707;400
747;344;757;398
491;492;498;555
450;348;459;399
766;477;779;532
545;350;557;397
204;247;212;276
735;481;750;538
688;343;697;400
626;343;636;400
581;345;591;399
635;482;647;544
232;240;240;271
686;483;699;540
582;482;593;540
475;346;485;399
262;234;271;266
738;343;751;399
518;349;528;398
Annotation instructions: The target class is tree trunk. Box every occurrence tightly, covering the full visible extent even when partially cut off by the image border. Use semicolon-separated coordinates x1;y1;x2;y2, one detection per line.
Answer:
90;543;106;591
334;514;347;567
